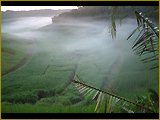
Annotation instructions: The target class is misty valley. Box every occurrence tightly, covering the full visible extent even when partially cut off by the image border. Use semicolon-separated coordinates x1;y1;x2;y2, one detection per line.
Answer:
1;7;159;114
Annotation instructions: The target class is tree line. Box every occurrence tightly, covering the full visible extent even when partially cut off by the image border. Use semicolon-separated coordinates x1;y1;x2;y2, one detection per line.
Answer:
1;9;70;19
53;6;158;21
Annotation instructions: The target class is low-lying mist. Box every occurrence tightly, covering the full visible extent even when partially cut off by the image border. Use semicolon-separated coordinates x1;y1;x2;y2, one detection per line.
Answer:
1;17;52;34
1;14;159;109
1;16;139;73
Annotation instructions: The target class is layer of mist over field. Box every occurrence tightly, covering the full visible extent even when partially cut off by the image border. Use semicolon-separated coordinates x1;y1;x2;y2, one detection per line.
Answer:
2;14;158;113
1;16;137;54
1;15;141;93
1;17;52;33
1;16;140;89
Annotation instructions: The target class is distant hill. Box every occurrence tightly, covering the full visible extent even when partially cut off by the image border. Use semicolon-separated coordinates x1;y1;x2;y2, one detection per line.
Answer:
52;6;159;23
1;9;71;19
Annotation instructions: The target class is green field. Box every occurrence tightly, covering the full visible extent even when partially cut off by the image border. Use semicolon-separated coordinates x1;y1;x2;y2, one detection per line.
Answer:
1;33;35;75
1;21;159;113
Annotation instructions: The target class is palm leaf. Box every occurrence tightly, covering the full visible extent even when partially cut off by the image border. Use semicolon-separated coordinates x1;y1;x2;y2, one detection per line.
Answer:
149;37;156;57
106;95;112;113
132;31;153;49
110;97;120;113
108;6;158;69
120;14;128;26
92;91;99;100
94;92;103;112
105;95;120;113
71;77;155;113
120;105;134;113
147;88;159;102
82;88;92;97
127;24;142;40
85;89;95;98
148;96;157;113
127;7;159;69
108;6;118;40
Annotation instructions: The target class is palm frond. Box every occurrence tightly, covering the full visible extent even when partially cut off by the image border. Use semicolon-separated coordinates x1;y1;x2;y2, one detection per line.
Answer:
148;96;157;113
120;14;128;26
120;105;134;113
71;76;155;113
109;6;159;69
147;88;159;102
127;6;159;69
92;91;99;100
127;24;143;40
108;6;118;41
94;92;103;112
105;95;120;113
109;6;129;40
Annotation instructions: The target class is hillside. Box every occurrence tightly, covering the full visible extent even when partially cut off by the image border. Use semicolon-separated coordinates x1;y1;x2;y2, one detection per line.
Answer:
52;6;159;23
1;5;159;115
1;18;159;114
1;9;70;19
1;33;35;75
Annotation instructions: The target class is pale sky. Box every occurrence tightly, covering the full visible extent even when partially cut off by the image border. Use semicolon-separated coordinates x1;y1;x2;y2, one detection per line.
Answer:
1;6;78;11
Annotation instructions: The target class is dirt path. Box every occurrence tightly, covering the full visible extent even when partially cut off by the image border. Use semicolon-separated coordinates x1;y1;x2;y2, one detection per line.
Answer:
56;64;78;95
100;43;125;95
43;65;50;75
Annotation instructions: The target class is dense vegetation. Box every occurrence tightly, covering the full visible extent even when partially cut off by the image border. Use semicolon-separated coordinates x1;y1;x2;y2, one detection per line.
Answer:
53;6;158;22
1;9;70;19
1;6;159;115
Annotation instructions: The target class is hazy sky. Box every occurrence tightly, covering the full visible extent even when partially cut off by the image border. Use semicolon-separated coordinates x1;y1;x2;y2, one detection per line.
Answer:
1;6;78;11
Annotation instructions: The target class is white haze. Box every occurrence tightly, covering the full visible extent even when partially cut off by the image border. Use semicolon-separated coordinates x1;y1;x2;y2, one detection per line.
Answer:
1;16;138;66
1;17;52;33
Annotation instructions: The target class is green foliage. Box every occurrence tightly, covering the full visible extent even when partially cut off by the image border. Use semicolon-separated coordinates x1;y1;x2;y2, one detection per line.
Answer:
107;6;159;70
32;89;54;100
1;101;13;106
58;6;110;18
35;97;55;106
53;6;158;22
55;95;71;106
128;88;159;113
148;88;159;102
127;6;159;69
72;76;158;113
1;101;100;113
2;91;38;104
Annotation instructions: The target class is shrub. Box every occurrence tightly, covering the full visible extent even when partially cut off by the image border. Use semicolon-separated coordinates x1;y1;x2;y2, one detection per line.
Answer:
35;97;55;106
55;95;71;106
1;101;13;106
70;95;83;104
2;91;38;104
32;89;50;100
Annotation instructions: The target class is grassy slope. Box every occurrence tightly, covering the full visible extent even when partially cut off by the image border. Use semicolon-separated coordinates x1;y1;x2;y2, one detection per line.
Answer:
1;23;159;113
1;33;34;75
1;24;117;113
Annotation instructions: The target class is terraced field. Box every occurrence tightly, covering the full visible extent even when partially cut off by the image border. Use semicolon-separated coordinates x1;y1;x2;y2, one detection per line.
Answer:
1;18;159;113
